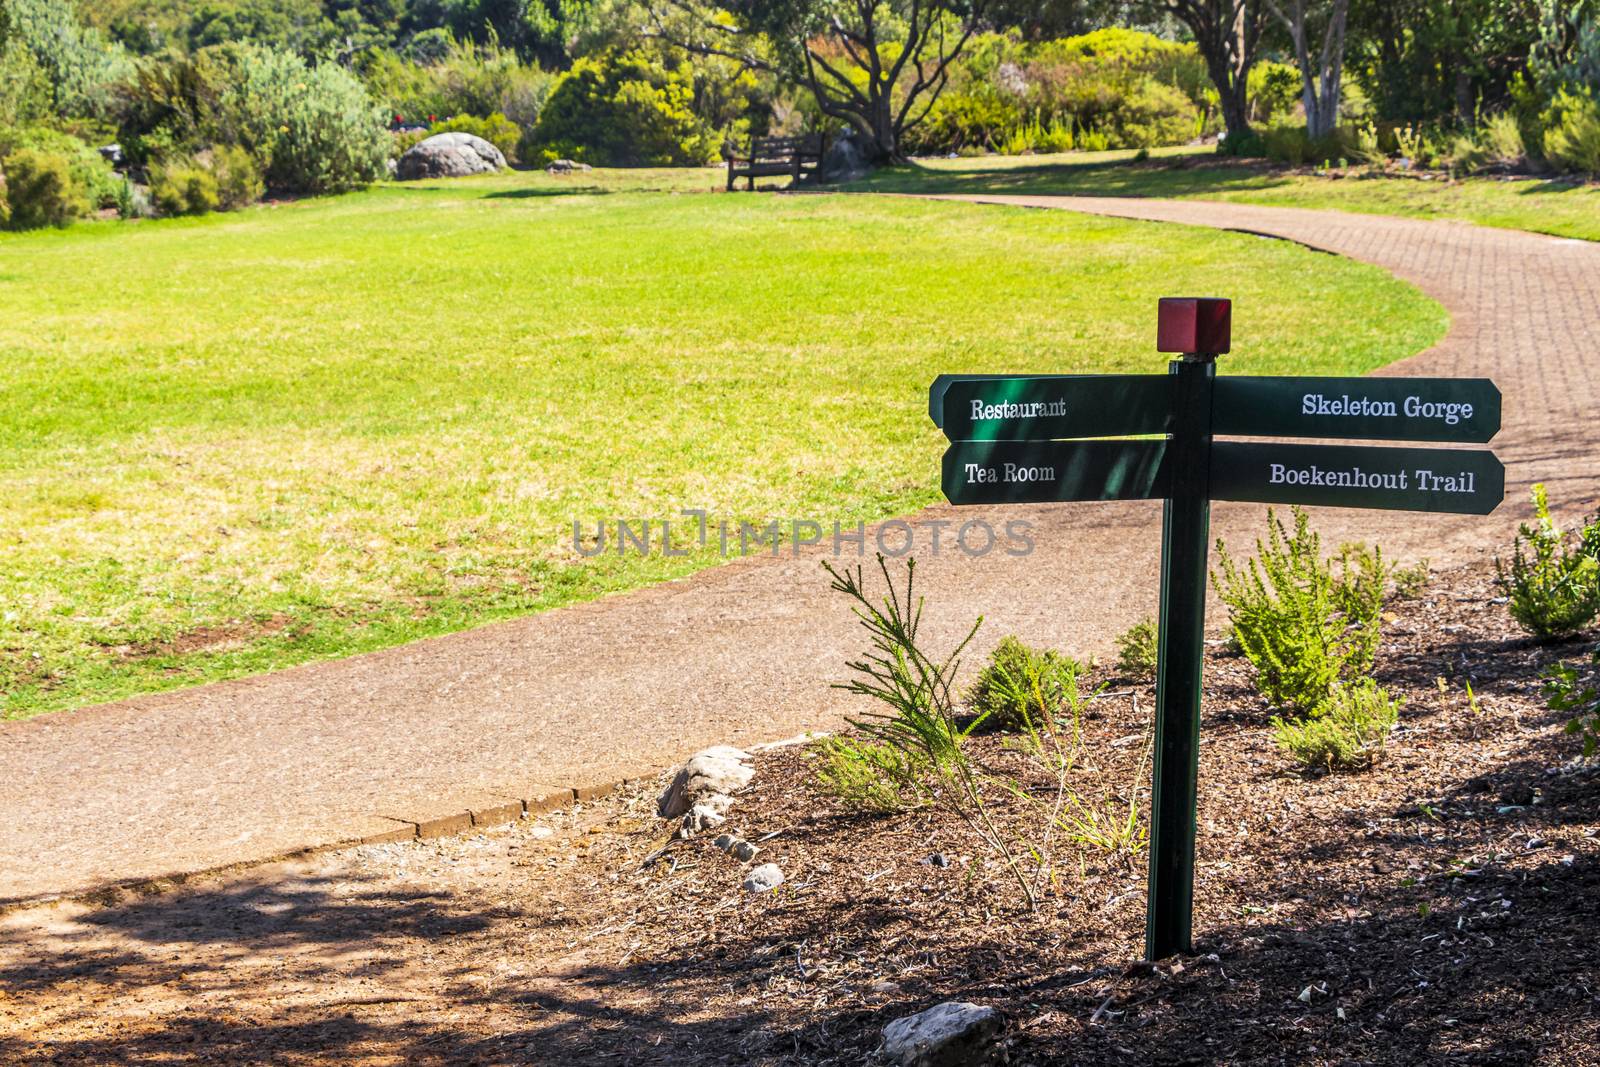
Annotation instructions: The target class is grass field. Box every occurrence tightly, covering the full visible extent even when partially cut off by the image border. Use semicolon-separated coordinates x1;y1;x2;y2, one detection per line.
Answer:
0;167;1446;718
855;148;1600;242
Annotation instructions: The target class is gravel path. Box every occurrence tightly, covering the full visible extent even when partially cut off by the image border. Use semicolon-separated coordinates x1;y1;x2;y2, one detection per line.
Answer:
3;197;1595;904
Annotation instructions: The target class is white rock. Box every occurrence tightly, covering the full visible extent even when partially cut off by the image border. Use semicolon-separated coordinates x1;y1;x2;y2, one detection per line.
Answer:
742;863;784;893
881;1002;1002;1067
395;132;506;180
657;746;754;819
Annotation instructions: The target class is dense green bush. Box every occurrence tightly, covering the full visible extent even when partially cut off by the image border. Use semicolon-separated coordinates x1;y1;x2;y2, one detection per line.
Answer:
529;52;721;166
1212;508;1388;717
225;44;388;194
0;33;53;127
904;29;1209;155
1248;62;1301;125
428;112;521;161
0;125;119;207
0;147;89;228
118;43;386;195
4;0;132;119
1496;485;1600;640
1542;89;1600;175
150;161;219;215
965;635;1084;732
1273;680;1401;772
207;144;263;208
360;40;553;130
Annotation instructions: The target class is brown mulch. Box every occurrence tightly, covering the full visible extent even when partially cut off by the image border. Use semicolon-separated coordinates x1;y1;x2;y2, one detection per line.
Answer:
2;557;1597;1065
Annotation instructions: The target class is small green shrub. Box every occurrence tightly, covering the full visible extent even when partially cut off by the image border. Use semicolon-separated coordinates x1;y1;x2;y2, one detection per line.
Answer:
150;162;219;216
1542;89;1600;176
1544;646;1600;757
1274;679;1400;772
825;557;1043;909
1496;484;1600;640
0;125;119;207
208;144;263;210
1;148;88;228
1263;121;1311;165
1077;129;1111;152
428;112;521;162
1481;112;1528;167
811;736;926;812
1394;123;1445;168
1115;618;1158;681
1391;559;1431;600
1212;508;1388;716
965;635;1083;732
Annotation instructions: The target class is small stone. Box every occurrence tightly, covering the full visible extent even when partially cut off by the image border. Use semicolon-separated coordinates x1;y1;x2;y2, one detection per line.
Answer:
882;1001;1002;1067
742;863;784;893
713;833;736;851
920;852;951;868
731;840;760;862
530;825;553;840
658;746;754;820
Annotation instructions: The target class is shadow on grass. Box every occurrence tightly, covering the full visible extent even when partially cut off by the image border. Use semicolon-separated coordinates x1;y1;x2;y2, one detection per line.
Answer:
859;156;1298;201
482;186;618;199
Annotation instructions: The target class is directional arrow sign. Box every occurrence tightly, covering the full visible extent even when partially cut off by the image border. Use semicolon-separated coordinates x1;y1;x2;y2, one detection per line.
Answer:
930;374;1073;428
942;439;1171;505
1210;442;1505;514
939;375;1173;442
1213;376;1500;443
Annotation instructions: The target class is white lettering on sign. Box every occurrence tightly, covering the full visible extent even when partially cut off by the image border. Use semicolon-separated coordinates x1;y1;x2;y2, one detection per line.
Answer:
970;398;1068;422
1403;395;1473;424
1003;462;1056;483
1268;463;1409;490
1300;393;1475;426
1265;462;1480;495
1413;468;1478;493
964;463;996;483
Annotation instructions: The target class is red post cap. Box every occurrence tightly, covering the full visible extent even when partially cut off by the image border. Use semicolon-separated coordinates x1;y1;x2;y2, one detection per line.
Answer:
1157;297;1231;355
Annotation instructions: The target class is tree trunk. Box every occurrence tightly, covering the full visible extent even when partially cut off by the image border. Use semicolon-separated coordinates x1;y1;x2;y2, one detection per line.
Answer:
1268;0;1349;141
1168;0;1265;153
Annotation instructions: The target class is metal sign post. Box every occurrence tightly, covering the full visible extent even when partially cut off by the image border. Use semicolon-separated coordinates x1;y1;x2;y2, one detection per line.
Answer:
930;296;1503;960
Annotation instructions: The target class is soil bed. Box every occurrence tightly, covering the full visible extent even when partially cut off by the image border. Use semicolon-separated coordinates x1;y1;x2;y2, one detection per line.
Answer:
2;557;1597;1065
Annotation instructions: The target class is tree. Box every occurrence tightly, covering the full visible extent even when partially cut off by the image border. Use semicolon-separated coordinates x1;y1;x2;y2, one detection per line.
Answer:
1265;0;1349;139
1144;0;1267;149
648;0;989;164
1346;0;1542;124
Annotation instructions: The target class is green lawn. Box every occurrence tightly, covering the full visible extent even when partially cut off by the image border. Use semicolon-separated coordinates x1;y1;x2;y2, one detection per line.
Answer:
854;148;1600;242
0;166;1445;719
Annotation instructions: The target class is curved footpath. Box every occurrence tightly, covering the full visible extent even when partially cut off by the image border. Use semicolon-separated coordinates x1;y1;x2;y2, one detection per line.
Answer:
3;198;1596;904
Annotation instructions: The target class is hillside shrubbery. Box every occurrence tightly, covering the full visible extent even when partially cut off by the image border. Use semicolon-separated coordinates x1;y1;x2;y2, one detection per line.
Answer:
527;52;724;166
904;29;1213;155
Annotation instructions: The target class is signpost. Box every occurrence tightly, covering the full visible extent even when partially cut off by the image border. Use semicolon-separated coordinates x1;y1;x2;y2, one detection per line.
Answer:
931;297;1504;961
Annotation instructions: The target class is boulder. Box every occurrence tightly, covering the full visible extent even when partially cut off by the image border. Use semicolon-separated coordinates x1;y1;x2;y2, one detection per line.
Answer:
881;1002;1002;1067
396;132;507;180
658;746;754;820
547;159;593;174
742;863;784;893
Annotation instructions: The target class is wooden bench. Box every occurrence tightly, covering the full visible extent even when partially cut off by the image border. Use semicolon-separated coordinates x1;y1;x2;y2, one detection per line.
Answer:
724;134;826;190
